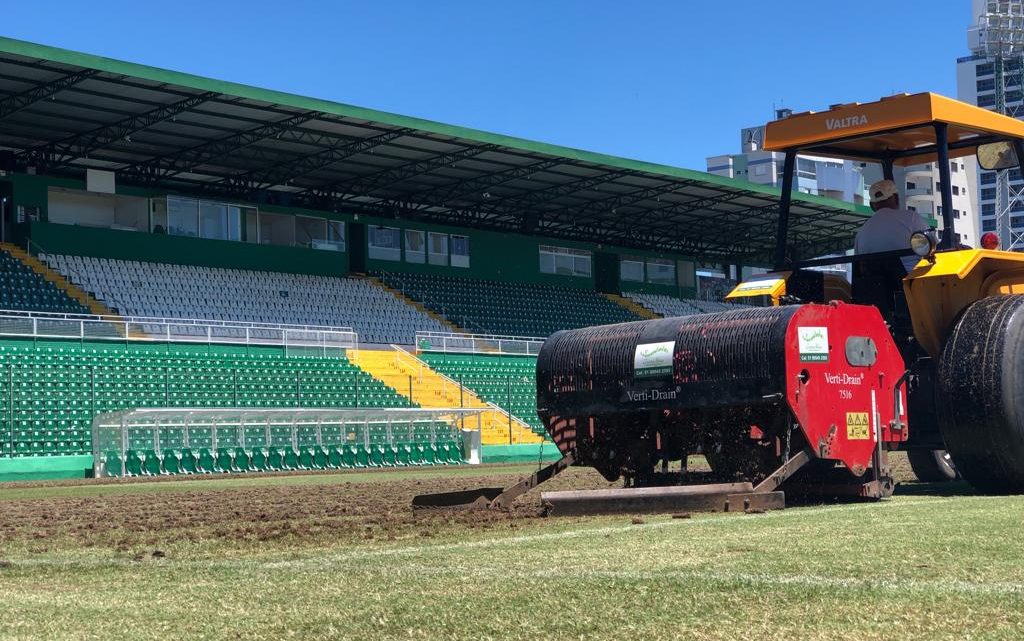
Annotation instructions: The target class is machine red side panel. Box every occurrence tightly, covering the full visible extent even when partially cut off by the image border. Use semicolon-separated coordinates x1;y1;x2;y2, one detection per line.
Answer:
784;302;907;475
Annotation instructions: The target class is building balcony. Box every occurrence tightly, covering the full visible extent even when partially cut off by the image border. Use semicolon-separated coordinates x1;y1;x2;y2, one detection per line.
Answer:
906;187;934;198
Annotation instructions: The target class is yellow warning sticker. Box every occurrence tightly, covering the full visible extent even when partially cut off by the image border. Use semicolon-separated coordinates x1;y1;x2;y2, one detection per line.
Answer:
846;412;870;440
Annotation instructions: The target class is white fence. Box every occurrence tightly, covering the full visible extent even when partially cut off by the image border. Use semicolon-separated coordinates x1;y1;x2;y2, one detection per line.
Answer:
0;309;358;354
415;331;545;356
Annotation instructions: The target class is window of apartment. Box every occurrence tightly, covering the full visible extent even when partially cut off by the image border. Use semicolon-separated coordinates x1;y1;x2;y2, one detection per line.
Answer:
907;206;917;213
646;258;676;285
979;94;997;108
977;63;994;77
450;235;470;268
953;209;960;219
428;232;449;266
981;171;996;185
982;188;997;201
906;181;916;190
983;218;997;232
404;229;425;263
368;225;401;261
259;212;295;247
983;203;996;216
977;78;995;92
952;185;960;195
950;161;959;173
937;206;942;215
620;256;645;283
540;245;592;277
1014;216;1024;228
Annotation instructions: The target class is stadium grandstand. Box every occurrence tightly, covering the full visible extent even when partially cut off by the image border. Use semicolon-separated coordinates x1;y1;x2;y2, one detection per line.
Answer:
0;36;869;480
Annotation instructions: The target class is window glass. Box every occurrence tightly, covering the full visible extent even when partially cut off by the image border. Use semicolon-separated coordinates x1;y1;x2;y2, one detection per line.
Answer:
620;257;645;282
244;208;259;243
259;212;295;246
227;206;242;241
428;232;449;266
369;226;401;261
327;220;345;251
405;229;426;263
450;235;470;268
646;258;676;285
200;201;228;240
150;198;167;234
539;245;592;277
296;216;327;248
167;196;199;237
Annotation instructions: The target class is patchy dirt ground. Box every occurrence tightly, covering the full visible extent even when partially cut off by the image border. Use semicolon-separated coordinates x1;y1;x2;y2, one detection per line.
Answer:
0;454;920;554
0;466;619;552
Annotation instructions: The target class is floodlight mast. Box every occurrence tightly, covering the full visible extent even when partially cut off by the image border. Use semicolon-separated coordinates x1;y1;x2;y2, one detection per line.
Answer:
974;1;1024;250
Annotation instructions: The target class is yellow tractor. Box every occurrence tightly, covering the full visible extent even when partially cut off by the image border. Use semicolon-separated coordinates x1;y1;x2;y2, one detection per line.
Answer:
727;92;1024;491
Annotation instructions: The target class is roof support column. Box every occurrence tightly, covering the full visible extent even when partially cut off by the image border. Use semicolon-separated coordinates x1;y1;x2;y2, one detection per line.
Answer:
934;123;956;250
773;150;797;269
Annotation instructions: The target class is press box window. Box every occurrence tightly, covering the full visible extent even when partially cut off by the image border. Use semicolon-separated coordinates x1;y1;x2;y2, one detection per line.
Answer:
620;256;645;283
646;258;676;285
540;245;592;277
369;226;401;261
405;229;425;264
428;232;449;266
450;235;470;268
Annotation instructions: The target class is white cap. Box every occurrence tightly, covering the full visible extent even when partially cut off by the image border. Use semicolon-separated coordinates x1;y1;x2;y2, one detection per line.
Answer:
869;179;899;204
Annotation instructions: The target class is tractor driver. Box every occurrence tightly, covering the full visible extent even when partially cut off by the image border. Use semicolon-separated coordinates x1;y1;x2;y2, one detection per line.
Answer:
854;179;930;273
851;179;931;340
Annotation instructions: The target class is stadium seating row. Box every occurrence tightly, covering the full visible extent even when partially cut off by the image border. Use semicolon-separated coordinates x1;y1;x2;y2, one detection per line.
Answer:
0;341;410;458
378;271;642;336
0;249;89;315
625;292;748;317
42;254;450;344
420;353;543;435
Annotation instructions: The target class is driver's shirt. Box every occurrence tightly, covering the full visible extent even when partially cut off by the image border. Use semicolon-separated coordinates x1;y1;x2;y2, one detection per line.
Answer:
854;206;930;272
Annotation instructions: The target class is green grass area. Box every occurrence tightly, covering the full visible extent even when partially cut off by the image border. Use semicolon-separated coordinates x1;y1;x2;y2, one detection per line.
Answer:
0;470;1021;640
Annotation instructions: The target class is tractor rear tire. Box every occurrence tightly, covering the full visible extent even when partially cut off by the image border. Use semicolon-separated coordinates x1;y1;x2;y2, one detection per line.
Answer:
906;449;957;482
938;295;1024;493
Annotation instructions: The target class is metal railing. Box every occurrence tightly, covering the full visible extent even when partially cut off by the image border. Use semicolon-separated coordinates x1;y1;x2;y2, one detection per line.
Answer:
415;331;545;356
0;309;358;353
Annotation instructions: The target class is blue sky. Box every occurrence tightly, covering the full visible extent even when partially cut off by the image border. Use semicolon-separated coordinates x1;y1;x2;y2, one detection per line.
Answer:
3;1;971;170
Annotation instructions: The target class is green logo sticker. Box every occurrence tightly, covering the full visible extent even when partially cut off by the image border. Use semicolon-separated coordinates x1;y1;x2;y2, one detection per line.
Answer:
634;341;674;378
798;326;829;362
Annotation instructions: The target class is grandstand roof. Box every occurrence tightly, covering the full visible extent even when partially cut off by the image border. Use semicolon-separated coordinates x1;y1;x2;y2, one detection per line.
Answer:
0;37;869;264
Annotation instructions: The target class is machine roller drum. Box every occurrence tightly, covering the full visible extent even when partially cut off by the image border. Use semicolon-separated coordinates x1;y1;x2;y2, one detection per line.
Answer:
938;295;1024;493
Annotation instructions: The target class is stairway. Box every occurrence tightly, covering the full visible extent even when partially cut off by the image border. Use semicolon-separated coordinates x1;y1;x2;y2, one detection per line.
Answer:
603;292;661;319
1;243;119;318
348;347;543;445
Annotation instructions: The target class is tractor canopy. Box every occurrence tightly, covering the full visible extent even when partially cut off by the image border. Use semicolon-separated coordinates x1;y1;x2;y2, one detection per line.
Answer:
763;92;1024;166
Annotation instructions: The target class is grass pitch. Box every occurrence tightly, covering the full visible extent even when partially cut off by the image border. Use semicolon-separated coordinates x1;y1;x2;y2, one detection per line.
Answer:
0;461;1022;640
